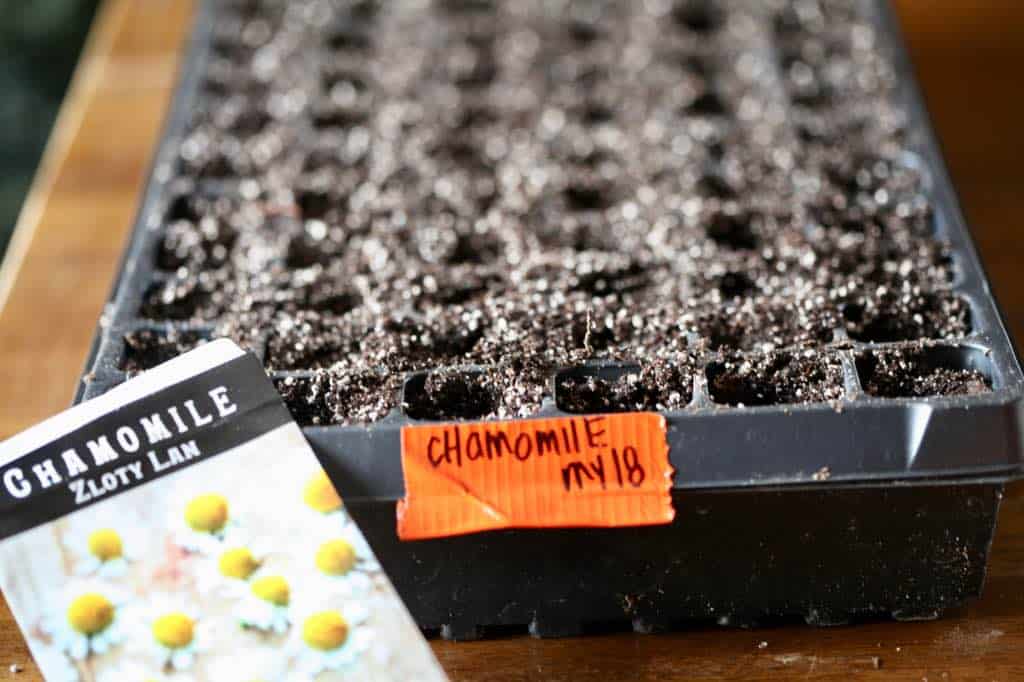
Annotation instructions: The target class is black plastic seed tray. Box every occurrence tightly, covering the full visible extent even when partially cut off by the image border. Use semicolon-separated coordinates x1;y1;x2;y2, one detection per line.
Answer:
77;0;1024;638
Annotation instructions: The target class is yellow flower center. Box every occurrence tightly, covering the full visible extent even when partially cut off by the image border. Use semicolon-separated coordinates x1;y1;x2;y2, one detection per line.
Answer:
152;612;195;649
315;539;357;576
87;528;123;561
218;547;260;580
67;593;114;635
251;575;290;606
302;611;349;651
302;471;342;514
184;493;229;533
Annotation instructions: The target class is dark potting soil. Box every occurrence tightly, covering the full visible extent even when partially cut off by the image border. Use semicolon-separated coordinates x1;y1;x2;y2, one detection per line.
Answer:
121;328;208;373
558;357;696;413
858;348;990;399
130;0;984;423
707;350;845;407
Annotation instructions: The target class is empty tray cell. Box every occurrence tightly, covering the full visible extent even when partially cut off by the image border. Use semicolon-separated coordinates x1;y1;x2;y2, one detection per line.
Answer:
818;151;933;224
263;310;360;371
121;328;209;372
284;226;347;269
685;87;728;119
156;214;238;271
556;358;695;414
842;289;970;342
352;312;488;373
689;300;837;352
139;276;219;321
707;351;845;407
326;367;401;425
403;368;499;421
312;366;401;426
856;347;993;399
273;373;331;426
704;208;759;251
696;170;739;201
672;0;724;35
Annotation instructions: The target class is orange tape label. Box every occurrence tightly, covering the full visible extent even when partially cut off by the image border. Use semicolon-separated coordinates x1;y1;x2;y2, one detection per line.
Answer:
397;413;674;540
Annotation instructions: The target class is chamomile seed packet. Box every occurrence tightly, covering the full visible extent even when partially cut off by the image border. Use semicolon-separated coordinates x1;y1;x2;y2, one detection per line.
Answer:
0;340;446;681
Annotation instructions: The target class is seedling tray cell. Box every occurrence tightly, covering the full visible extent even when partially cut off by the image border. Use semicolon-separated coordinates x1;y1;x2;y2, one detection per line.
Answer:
76;0;1024;638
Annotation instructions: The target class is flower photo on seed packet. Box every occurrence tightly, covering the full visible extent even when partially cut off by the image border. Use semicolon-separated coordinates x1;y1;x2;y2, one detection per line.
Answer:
0;424;444;681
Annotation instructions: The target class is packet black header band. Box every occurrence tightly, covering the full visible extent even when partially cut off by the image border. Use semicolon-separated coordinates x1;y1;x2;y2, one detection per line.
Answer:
0;353;290;539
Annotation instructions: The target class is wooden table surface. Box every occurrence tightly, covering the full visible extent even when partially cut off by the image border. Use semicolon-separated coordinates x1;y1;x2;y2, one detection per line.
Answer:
0;1;1022;679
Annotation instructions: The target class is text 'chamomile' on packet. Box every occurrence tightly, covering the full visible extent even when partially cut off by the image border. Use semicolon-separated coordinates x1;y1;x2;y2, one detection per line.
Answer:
0;339;447;681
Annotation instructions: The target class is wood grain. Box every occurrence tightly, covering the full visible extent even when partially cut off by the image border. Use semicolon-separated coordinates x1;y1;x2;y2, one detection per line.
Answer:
0;0;1022;679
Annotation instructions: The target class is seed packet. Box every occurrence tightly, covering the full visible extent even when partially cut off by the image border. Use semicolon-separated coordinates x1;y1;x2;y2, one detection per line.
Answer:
0;340;447;681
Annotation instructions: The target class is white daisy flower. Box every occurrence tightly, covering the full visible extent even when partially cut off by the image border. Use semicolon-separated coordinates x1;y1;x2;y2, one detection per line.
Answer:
136;600;208;671
41;583;127;662
237;575;292;634
196;540;267;598
172;492;242;555
67;525;143;579
64;505;147;580
287;603;373;677
302;470;348;528
308;523;381;597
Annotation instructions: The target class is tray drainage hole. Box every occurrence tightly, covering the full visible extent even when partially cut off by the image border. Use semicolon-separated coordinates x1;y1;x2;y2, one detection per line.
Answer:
414;222;502;267
437;0;496;15
430;137;490;171
556;361;695;413
285;229;345;269
707;351;846;407
673;0;723;34
697;172;738;201
675;52;713;79
347;0;381;21
581;103;615;125
842;291;971;343
166;193;199;223
567;19;603;46
714;271;755;300
326;27;373;53
705;210;759;251
455;103;499;132
567;256;650;298
121;329;209;373
302;284;362;317
311;101;370;130
295;186;337;221
562;156;622;212
403;369;498;421
855;347;993;399
564;181;614;212
224;106;272;137
685;89;727;118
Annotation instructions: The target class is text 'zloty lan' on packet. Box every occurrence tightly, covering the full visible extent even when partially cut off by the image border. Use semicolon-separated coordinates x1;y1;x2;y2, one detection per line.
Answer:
0;339;447;682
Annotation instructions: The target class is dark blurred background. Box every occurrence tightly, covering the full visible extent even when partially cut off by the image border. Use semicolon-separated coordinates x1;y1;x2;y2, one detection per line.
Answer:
0;0;99;252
